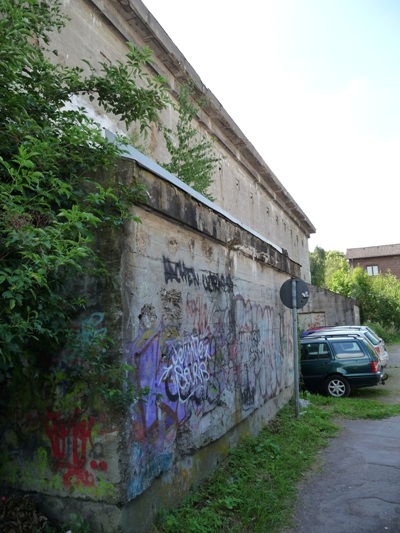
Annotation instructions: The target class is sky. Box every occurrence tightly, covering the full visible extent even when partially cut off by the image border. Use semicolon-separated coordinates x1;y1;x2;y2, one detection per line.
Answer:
142;0;400;253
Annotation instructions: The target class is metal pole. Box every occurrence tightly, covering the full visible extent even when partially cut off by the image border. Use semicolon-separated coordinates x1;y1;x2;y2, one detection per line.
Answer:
292;279;300;418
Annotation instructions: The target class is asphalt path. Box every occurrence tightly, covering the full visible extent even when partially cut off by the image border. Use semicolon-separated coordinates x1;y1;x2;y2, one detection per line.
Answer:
283;344;400;533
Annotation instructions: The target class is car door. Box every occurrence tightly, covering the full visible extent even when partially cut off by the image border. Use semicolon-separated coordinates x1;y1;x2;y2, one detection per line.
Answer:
300;341;332;390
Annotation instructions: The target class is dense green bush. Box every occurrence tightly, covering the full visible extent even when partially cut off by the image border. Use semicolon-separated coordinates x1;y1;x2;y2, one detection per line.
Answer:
0;0;169;366
0;0;222;420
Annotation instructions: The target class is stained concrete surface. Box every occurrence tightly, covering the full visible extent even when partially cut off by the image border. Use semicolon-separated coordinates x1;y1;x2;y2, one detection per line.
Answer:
283;344;400;533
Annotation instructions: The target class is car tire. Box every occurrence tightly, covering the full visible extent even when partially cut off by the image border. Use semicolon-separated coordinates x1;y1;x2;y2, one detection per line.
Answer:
324;375;350;398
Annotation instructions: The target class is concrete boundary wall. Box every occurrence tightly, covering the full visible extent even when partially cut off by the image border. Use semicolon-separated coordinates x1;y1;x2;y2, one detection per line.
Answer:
298;285;360;332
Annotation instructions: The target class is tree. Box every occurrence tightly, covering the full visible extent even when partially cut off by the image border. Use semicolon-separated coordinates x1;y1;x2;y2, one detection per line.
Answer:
0;0;169;366
310;247;349;289
161;82;221;200
324;250;349;287
310;246;326;287
369;272;400;327
327;268;352;297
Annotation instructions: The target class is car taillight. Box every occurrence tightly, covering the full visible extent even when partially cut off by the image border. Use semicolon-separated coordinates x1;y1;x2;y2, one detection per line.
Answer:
370;361;379;373
374;346;381;355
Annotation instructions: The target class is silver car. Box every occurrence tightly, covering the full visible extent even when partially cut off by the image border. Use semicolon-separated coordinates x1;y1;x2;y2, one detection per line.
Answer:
332;326;389;367
315;326;389;368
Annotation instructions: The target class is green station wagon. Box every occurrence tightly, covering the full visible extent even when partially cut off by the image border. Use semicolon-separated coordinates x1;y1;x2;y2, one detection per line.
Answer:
300;334;383;398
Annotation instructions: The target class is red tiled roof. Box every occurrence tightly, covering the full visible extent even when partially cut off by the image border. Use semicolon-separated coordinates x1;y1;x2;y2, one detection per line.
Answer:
346;244;400;260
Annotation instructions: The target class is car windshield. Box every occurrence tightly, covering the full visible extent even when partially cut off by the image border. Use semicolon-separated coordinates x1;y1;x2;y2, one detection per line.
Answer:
361;339;378;358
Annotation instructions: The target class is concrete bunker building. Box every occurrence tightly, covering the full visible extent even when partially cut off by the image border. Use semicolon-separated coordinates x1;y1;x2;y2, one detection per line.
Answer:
0;2;321;532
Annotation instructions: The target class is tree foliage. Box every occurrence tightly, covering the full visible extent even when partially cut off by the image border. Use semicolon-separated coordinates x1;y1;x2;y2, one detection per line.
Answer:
0;0;169;365
161;82;221;200
310;247;348;288
325;250;348;286
327;267;352;297
310;246;326;287
367;272;400;327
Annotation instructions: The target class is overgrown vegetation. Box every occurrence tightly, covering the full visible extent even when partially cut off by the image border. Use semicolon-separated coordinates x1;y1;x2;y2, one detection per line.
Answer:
0;495;91;533
161;82;222;200
310;246;400;340
153;392;400;533
0;0;169;369
0;0;223;420
0;0;170;431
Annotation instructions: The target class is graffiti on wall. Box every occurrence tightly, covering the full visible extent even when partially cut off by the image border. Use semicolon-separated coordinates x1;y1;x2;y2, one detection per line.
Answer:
234;294;285;411
1;311;117;499
125;322;226;498
45;408;101;489
125;256;292;499
161;334;217;404
185;290;288;412
43;312;113;494
298;311;326;331
163;256;234;293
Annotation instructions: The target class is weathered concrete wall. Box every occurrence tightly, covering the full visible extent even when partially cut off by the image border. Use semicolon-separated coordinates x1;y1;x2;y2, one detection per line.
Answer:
298;285;360;332
47;0;315;281
117;160;297;530
1;160;298;532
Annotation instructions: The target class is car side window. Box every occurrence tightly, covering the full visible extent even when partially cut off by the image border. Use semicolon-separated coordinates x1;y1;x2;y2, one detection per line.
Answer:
301;342;331;360
332;340;365;359
364;331;379;346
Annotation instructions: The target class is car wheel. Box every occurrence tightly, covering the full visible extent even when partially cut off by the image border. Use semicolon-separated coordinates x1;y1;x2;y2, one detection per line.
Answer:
324;375;350;398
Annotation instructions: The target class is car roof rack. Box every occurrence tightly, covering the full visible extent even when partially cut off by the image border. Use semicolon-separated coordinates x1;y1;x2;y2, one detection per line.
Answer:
304;333;362;340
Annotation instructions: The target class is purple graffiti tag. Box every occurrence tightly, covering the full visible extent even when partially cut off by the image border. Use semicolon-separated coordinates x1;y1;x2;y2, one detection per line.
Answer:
126;329;189;441
161;335;214;404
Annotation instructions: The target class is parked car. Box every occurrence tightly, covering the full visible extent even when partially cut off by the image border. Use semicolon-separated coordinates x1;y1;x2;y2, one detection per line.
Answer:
300;333;383;398
301;325;389;368
324;326;388;368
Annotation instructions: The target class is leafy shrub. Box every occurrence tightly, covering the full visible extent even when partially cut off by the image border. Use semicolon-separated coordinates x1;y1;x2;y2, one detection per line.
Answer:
0;0;168;365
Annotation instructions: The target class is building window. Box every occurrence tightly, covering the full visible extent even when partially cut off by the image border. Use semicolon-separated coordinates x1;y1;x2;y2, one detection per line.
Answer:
366;265;379;276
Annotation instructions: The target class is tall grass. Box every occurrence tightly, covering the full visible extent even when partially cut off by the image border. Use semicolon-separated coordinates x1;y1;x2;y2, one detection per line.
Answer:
153;393;400;533
365;321;400;343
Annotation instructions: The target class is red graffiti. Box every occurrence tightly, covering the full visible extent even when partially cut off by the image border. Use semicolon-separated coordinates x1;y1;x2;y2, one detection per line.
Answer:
44;412;70;463
63;468;95;488
90;460;108;471
45;408;96;488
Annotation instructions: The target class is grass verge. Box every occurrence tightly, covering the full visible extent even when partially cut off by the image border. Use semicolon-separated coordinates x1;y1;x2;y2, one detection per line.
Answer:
153;393;400;533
